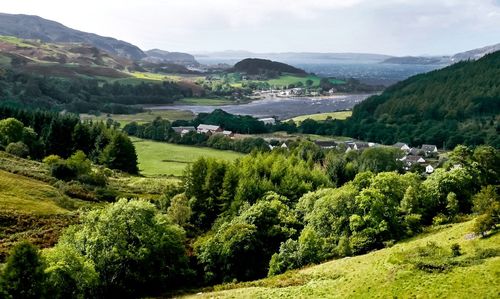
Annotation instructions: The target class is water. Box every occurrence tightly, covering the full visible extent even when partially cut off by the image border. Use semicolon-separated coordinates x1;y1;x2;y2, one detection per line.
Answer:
148;94;373;120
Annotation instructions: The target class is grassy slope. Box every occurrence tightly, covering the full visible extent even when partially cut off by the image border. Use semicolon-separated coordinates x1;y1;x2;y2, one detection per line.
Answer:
183;220;500;298
0;170;69;215
132;137;243;177
288;111;352;123
0;169;82;260
266;75;345;88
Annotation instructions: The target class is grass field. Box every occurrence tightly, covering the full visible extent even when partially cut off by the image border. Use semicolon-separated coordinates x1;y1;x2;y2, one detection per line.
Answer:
250;131;352;142
266;75;345;88
80;109;195;126
288;111;352;123
183;220;500;298
132;137;243;177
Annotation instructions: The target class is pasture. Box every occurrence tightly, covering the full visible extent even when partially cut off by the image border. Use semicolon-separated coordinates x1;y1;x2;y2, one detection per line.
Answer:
131;137;243;177
288;110;352;122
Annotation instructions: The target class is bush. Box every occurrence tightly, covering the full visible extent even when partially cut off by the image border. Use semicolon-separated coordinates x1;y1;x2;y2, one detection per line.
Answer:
50;161;78;181
450;243;461;257
5;141;29;158
0;242;47;299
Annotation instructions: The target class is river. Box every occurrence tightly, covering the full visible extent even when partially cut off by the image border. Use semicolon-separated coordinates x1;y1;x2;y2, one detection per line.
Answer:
147;94;373;120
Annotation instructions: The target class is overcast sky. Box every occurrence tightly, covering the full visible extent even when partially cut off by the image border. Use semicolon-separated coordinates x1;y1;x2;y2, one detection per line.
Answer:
1;0;500;55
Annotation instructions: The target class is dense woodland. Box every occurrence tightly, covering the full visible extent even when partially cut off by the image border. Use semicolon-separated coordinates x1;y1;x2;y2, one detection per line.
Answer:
0;69;190;113
0;104;138;173
344;51;500;147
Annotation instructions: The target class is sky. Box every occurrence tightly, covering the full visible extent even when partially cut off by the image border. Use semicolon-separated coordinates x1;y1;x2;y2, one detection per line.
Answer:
1;0;500;55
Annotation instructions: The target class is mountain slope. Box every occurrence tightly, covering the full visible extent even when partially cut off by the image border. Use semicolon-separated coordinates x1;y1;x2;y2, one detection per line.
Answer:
452;43;500;62
144;49;199;66
0;13;145;60
183;220;500;298
346;51;500;147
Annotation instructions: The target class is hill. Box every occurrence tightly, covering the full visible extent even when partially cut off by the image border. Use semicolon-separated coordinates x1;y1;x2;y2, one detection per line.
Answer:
144;49;199;66
381;56;448;65
345;51;500;147
232;58;307;76
183;220;500;298
452;42;500;62
0;35;133;78
0;13;145;60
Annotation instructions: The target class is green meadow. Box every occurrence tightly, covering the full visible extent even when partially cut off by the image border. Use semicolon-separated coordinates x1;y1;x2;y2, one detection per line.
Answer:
288;111;352;123
131;137;243;177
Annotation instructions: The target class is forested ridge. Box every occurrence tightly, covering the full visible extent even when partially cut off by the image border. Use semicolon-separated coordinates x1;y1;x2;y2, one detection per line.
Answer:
344;51;500;147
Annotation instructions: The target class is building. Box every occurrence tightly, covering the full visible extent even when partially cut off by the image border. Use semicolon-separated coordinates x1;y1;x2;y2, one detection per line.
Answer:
172;126;195;136
197;124;223;134
345;142;370;152
421;144;438;154
258;118;276;125
401;155;426;166
222;130;234;138
314;140;337;149
393;142;410;152
426;165;435;174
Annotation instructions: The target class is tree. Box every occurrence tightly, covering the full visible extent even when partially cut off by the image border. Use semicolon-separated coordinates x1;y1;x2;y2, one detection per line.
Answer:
100;133;138;174
0;117;25;146
0;242;46;299
44;245;98;299
57;199;189;297
167;193;192;227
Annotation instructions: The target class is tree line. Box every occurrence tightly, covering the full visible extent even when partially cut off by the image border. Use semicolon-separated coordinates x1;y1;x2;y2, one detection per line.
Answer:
0;104;138;173
0;69;191;114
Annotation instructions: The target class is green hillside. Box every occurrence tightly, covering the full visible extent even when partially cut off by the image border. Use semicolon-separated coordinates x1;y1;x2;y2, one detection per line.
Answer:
346;51;500;147
183;220;500;298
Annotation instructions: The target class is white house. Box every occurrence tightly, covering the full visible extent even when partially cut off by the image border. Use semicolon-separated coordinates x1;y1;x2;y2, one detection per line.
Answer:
258;118;276;125
426;164;435;174
393;142;410;152
197;124;222;134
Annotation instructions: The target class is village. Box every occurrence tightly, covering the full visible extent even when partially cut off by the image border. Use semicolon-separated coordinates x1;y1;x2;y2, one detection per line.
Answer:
172;121;441;175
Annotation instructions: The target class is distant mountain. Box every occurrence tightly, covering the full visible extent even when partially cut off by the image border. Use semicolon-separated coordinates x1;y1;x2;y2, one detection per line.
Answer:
195;51;392;65
232;58;307;75
381;42;500;65
381;56;449;65
143;49;199;66
0;13;145;60
451;43;500;62
346;50;500;147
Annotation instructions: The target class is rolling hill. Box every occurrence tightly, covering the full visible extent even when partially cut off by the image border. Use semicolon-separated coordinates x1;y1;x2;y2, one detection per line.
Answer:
0;13;145;60
232;58;307;76
345;50;500;147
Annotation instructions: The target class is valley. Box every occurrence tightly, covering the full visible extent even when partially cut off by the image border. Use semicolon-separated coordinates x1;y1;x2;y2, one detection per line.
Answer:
0;6;498;299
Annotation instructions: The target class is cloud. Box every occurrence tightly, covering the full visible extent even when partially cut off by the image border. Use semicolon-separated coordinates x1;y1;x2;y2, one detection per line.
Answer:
0;0;499;55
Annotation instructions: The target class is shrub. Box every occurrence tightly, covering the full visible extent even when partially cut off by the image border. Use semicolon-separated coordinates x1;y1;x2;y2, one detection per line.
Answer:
450;243;461;257
0;242;47;299
50;161;78;181
5;141;29;158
